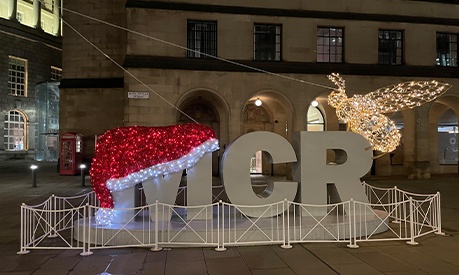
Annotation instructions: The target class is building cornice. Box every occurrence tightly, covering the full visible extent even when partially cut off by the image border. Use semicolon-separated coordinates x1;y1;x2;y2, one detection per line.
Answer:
125;0;459;26
0;18;61;49
123;55;459;79
59;78;124;89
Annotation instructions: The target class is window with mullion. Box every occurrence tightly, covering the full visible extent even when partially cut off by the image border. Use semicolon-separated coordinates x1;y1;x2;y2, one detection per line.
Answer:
378;30;403;65
254;24;281;61
187;20;217;58
317;27;343;63
4;110;26;151
8;56;27;96
437;33;458;67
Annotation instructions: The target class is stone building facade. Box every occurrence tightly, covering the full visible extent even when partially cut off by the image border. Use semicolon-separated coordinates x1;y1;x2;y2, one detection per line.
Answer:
60;0;459;178
0;0;62;160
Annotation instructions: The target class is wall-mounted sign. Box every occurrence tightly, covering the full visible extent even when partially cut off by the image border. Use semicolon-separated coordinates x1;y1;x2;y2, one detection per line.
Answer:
128;91;150;99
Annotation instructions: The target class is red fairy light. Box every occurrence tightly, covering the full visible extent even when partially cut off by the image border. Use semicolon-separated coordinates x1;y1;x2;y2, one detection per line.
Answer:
90;124;218;209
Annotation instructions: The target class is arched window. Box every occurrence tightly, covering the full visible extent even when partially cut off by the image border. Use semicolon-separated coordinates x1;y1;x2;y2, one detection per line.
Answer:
307;105;325;131
4;110;27;151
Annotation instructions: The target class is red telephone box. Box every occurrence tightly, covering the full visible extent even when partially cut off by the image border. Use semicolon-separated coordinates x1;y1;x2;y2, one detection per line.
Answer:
60;133;83;175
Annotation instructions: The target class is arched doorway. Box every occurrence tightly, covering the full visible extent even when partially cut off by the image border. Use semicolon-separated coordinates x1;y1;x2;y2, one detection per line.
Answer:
242;92;294;177
176;90;229;176
307;101;325;131
437;109;458;165
429;95;459;174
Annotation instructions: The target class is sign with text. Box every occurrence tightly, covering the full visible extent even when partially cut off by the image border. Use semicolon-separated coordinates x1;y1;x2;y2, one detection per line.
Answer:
128;91;150;99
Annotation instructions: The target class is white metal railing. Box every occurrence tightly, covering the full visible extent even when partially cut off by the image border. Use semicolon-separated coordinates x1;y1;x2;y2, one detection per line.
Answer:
18;183;444;255
286;200;352;247
219;201;286;250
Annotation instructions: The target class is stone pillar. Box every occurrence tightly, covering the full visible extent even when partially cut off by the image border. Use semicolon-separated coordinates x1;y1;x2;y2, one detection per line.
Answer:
33;0;42;30
8;0;17;21
402;109;416;177
53;0;61;36
428;121;440;174
411;105;431;179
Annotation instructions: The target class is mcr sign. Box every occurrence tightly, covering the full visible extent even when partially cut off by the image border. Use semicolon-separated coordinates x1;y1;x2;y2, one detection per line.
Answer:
114;131;373;221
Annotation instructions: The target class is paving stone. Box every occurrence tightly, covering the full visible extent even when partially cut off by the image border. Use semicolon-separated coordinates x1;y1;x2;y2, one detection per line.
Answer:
238;246;287;269
274;245;330;271
166;248;204;262
139;261;165;275
165;260;207;275
206;257;251;275
352;251;418;273
202;246;241;258
302;247;362;265
251;267;296;275
332;262;385;275
145;250;168;262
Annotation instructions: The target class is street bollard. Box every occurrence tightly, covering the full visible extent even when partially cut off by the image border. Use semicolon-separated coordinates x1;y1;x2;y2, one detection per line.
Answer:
80;164;86;187
30;165;38;187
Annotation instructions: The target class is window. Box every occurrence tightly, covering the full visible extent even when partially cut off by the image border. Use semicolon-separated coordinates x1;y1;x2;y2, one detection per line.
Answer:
187;20;217;58
51;66;62;81
378;30;403;65
254;24;281;61
317;27;343;63
437;33;458;67
4;110;26;151
307;105;325;131
8;56;27;97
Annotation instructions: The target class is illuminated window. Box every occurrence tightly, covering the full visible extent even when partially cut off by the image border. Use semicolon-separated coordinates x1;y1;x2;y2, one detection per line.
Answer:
51;66;62;81
378;30;403;65
254;24;281;61
187;20;217;58
4;110;26;151
317;27;343;63
307;105;325;131
8;56;27;97
436;33;458;67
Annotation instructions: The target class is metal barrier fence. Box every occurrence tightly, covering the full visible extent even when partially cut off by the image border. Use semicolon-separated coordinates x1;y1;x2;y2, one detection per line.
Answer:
18;183;444;255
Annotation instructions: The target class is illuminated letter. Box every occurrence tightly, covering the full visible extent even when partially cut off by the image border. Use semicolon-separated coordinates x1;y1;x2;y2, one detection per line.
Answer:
221;131;298;217
292;131;372;214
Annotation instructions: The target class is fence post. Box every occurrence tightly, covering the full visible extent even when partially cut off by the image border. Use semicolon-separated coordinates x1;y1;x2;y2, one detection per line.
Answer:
392;187;401;224
347;199;359;248
48;195;58;238
434;192;445;236
406;197;419;245
17;204;30;255
151;200;162;251
215;200;226;251
281;199;292;249
80;204;93;256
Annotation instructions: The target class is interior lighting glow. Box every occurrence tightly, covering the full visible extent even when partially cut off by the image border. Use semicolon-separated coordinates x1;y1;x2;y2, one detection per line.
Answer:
311;100;319;107
255;98;262;106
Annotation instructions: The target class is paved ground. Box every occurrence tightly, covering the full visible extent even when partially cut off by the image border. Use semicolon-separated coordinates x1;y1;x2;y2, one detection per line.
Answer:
0;160;458;275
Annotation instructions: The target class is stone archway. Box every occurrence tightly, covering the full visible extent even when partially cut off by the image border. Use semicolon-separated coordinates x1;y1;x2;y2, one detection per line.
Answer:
176;90;229;176
242;91;294;177
429;95;459;174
